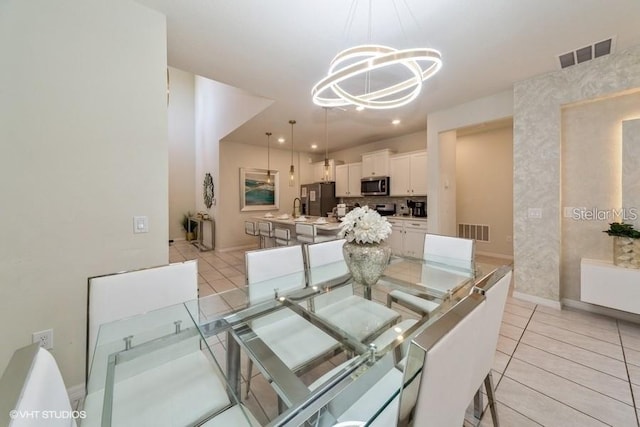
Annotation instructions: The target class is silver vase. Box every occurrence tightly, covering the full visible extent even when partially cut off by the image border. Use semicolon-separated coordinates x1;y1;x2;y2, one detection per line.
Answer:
342;241;392;299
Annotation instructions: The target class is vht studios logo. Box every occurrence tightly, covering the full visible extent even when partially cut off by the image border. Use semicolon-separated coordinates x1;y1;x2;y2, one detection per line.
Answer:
564;207;638;221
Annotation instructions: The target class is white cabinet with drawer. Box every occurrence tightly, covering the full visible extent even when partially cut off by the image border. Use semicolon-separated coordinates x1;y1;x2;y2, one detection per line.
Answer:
386;217;428;258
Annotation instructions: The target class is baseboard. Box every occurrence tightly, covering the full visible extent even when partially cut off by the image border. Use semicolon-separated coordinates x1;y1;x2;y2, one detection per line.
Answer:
561;298;640;324
67;383;85;407
216;244;259;253
512;291;562;310
475;251;514;261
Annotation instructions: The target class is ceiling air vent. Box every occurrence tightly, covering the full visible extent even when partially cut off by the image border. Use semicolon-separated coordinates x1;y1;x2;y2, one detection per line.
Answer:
557;37;614;69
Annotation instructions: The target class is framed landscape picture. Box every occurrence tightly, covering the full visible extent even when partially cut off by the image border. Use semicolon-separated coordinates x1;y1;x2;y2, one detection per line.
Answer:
240;168;279;211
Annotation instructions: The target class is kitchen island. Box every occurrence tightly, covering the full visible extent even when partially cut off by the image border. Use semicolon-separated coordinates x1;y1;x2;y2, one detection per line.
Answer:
253;215;342;245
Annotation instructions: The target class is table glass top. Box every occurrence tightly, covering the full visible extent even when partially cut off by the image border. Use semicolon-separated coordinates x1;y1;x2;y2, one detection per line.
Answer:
84;253;500;426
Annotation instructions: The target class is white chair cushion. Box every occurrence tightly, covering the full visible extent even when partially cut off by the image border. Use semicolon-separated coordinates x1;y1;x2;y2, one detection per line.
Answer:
388;290;440;314
315;296;400;341
10;347;76;427
252;311;338;371
83;351;230;427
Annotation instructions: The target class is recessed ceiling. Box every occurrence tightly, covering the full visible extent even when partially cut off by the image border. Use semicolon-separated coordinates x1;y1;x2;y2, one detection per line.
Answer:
136;0;640;152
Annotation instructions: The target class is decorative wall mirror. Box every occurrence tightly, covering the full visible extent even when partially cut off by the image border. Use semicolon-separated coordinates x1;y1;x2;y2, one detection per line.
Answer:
204;173;214;209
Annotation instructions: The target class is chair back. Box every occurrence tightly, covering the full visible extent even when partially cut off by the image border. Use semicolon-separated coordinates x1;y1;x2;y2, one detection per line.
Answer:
295;222;316;241
305;239;351;309
0;344;76;427
395;267;512;426
274;228;292;246
423;233;474;269
258;221;274;237
469;267;512;390
245;245;305;304
244;221;258;236
87;261;197;377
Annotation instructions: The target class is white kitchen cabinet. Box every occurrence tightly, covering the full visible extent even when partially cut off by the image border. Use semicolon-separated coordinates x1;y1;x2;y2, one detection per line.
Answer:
335;163;362;197
390;151;428;196
387;217;428;257
361;149;393;177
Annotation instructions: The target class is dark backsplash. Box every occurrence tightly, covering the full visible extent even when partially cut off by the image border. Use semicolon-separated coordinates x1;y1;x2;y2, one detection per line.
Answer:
338;196;427;216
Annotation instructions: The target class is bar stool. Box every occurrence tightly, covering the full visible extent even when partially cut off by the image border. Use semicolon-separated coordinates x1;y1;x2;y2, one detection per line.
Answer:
295;223;334;244
274;228;293;246
244;221;259;247
258;221;274;248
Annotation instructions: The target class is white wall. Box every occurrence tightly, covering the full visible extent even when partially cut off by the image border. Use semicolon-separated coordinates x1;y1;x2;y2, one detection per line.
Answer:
438;131;458;236
0;0;168;387
194;77;273;250
168;67;196;240
218;141;309;249
427;90;514;234
456;125;514;257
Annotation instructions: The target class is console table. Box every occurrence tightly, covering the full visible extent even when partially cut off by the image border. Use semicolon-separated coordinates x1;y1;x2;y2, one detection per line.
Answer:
188;217;214;251
581;258;640;314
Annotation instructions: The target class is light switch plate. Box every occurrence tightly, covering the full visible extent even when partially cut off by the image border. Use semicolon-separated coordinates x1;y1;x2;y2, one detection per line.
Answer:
133;216;149;233
528;208;543;219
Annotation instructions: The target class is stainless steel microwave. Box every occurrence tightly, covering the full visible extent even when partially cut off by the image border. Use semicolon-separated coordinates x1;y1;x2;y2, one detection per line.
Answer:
361;177;390;196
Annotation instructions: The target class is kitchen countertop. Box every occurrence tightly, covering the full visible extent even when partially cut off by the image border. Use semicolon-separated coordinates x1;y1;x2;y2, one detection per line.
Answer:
387;215;428;222
254;215;343;231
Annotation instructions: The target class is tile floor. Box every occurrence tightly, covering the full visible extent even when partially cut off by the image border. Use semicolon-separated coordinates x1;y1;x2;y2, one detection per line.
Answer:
170;240;640;426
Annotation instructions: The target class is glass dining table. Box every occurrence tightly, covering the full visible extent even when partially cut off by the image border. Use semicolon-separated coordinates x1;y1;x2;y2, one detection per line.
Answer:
83;254;499;426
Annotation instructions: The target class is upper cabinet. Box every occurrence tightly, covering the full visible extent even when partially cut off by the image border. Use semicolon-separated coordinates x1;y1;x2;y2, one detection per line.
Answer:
389;151;428;196
305;159;344;183
361;149;394;177
335;163;362;197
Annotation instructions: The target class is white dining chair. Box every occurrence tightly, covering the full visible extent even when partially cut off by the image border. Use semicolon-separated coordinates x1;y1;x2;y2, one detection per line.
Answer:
1;343;77;427
305;240;401;342
84;261;257;426
244;245;340;398
387;234;475;316
327;267;512;427
295;222;335;244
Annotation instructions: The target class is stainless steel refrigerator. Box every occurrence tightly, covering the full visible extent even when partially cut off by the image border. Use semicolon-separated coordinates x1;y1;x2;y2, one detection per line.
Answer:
300;182;338;217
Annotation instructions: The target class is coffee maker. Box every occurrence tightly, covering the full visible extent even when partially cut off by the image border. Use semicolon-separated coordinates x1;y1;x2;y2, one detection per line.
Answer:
407;199;427;217
413;201;426;217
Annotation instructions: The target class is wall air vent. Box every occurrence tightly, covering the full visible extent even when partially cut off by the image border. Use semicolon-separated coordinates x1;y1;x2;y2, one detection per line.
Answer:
557;37;614;69
458;223;490;242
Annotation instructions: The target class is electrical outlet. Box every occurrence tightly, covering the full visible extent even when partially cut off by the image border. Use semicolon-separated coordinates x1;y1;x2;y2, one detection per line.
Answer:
32;329;53;350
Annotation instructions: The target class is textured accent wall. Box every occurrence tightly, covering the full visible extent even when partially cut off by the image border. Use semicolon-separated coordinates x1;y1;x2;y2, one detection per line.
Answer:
514;45;640;303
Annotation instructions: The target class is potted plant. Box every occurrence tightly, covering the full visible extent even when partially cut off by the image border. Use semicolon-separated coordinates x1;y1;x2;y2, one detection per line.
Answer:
603;222;640;268
181;212;198;241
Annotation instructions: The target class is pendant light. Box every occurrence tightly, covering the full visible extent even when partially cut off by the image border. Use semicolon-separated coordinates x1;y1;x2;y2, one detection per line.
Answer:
323;107;330;182
289;120;296;187
265;132;272;184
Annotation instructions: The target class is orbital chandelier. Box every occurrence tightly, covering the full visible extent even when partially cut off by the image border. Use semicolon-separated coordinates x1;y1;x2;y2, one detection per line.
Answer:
311;1;442;110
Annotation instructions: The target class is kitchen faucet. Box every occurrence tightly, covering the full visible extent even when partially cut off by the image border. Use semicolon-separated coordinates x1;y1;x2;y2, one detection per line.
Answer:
292;197;301;218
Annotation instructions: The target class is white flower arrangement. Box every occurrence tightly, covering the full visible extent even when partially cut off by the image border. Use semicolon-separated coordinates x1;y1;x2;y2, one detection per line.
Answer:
338;206;392;244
